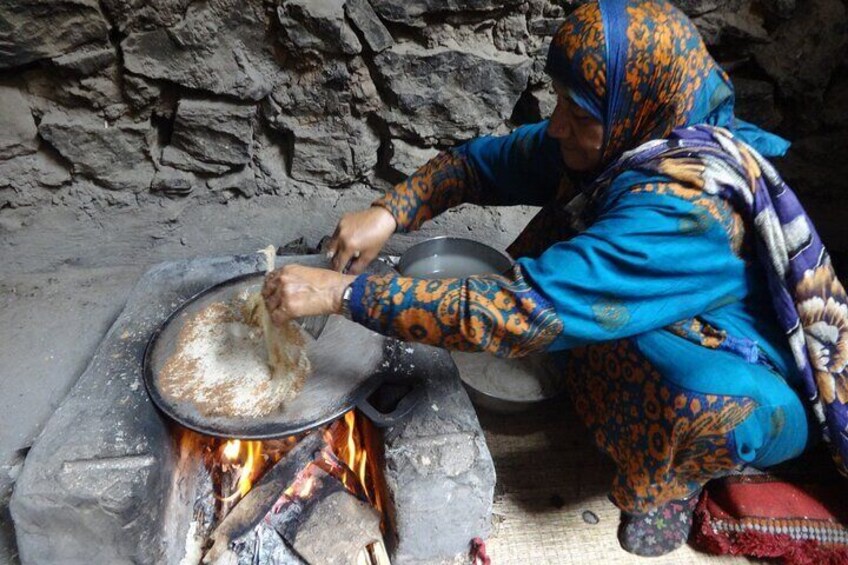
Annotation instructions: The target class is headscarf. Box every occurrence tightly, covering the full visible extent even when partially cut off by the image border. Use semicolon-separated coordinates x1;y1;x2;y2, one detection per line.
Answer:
545;0;790;165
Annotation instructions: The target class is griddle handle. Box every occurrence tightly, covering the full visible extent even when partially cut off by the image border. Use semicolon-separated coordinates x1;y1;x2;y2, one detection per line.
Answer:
356;378;425;428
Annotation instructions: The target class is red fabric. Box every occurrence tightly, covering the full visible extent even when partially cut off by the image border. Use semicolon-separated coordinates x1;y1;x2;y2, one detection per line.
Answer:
692;460;848;565
705;476;848;522
470;537;491;565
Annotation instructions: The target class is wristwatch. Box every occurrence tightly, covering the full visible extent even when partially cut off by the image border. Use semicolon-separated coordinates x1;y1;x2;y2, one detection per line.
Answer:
339;283;354;320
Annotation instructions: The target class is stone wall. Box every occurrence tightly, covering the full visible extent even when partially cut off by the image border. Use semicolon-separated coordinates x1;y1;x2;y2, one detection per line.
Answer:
1;0;847;272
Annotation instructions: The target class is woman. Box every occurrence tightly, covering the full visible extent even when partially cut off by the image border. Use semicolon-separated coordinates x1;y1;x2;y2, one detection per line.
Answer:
263;0;848;556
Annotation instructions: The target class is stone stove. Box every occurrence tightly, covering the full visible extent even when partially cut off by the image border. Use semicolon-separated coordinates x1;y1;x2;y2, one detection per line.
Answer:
10;253;495;564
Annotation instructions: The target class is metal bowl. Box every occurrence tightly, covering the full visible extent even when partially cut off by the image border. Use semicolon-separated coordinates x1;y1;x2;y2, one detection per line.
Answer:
396;236;513;278
452;352;566;414
393;237;565;413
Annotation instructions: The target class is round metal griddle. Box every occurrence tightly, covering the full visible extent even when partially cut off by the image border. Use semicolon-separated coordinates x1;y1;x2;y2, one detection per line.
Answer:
143;272;415;439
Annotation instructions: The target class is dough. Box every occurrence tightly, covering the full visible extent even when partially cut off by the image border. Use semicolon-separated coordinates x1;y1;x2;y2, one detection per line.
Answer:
156;246;312;418
241;291;310;402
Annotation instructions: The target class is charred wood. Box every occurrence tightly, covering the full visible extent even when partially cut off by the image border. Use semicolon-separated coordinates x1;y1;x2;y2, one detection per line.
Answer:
203;431;324;564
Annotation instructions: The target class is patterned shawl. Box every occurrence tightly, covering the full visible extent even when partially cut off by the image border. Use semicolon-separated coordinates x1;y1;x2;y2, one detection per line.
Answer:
589;125;848;475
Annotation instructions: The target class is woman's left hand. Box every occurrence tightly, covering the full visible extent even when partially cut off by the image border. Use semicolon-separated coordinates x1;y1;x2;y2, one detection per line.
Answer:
262;265;357;326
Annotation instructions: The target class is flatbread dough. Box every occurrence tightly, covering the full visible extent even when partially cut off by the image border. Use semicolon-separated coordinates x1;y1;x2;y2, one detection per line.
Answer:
156;247;312;418
241;291;310;401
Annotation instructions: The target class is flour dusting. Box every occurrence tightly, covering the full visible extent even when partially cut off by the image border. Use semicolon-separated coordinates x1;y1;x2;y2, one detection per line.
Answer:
158;291;312;418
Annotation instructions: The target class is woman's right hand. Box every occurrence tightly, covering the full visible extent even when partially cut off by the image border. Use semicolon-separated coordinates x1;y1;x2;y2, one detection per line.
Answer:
325;206;397;274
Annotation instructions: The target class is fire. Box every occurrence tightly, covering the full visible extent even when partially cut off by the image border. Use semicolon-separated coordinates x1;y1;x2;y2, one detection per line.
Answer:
217;439;264;502
223;439;240;460
346;411;357;475
282;460;324;499
275;410;382;513
239;441;261;496
338;410;380;511
300;475;316;498
205;409;383;519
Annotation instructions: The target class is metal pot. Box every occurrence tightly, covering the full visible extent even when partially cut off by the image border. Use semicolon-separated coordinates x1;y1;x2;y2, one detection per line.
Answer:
461;383;546;415
391;238;565;414
395;236;513;278
452;352;566;415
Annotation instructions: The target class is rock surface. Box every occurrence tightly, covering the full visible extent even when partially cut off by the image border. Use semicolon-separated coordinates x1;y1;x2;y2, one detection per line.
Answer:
99;0;191;33
693;0;769;47
122;74;164;114
0;85;39;161
150;165;198;197
50;44;117;75
38;110;153;191
754;0;848;98
374;44;532;142
285;114;381;185
1;0;843;200
733;78;782;130
277;0;362;56
370;0;523;25
379;341;497;564
345;0;394;53
0;0;110;69
162;98;256;174
389;139;440;177
24;65;127;118
122;0;283;101
0;150;72;208
265;58;382;185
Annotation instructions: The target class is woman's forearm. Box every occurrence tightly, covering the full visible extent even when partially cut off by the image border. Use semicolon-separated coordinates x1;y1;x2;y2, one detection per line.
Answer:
372;150;483;232
347;266;563;357
373;123;563;232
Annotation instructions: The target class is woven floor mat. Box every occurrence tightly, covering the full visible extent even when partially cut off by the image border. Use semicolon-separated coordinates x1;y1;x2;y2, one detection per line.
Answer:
478;396;756;564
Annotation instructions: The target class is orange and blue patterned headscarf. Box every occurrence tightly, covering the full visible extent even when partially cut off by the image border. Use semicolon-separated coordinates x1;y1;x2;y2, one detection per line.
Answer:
545;0;789;164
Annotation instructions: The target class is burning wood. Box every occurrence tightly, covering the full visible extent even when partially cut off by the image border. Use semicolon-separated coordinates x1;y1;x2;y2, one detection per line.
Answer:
321;412;384;515
274;467;389;565
202;435;301;521
212;440;248;518
203;431;324;563
185;410;388;564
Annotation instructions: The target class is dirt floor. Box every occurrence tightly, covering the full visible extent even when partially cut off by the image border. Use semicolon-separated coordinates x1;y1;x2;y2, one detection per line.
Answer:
479;398;754;564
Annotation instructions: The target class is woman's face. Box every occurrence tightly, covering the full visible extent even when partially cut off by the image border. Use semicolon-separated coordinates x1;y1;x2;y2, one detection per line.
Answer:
547;82;604;172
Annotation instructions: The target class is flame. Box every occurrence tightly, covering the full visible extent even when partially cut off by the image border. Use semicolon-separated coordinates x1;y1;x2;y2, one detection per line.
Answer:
358;450;368;487
216;439;263;502
206;409;383;521
300;474;317;498
344;411;357;490
283;463;320;499
223;439;241;460
239;441;261;496
345;411;373;504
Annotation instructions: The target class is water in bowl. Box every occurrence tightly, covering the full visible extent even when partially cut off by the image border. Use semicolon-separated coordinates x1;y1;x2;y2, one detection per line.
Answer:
401;253;504;278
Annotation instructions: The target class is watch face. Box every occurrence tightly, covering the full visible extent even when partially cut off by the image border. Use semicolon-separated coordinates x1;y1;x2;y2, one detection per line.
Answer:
340;284;354;320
